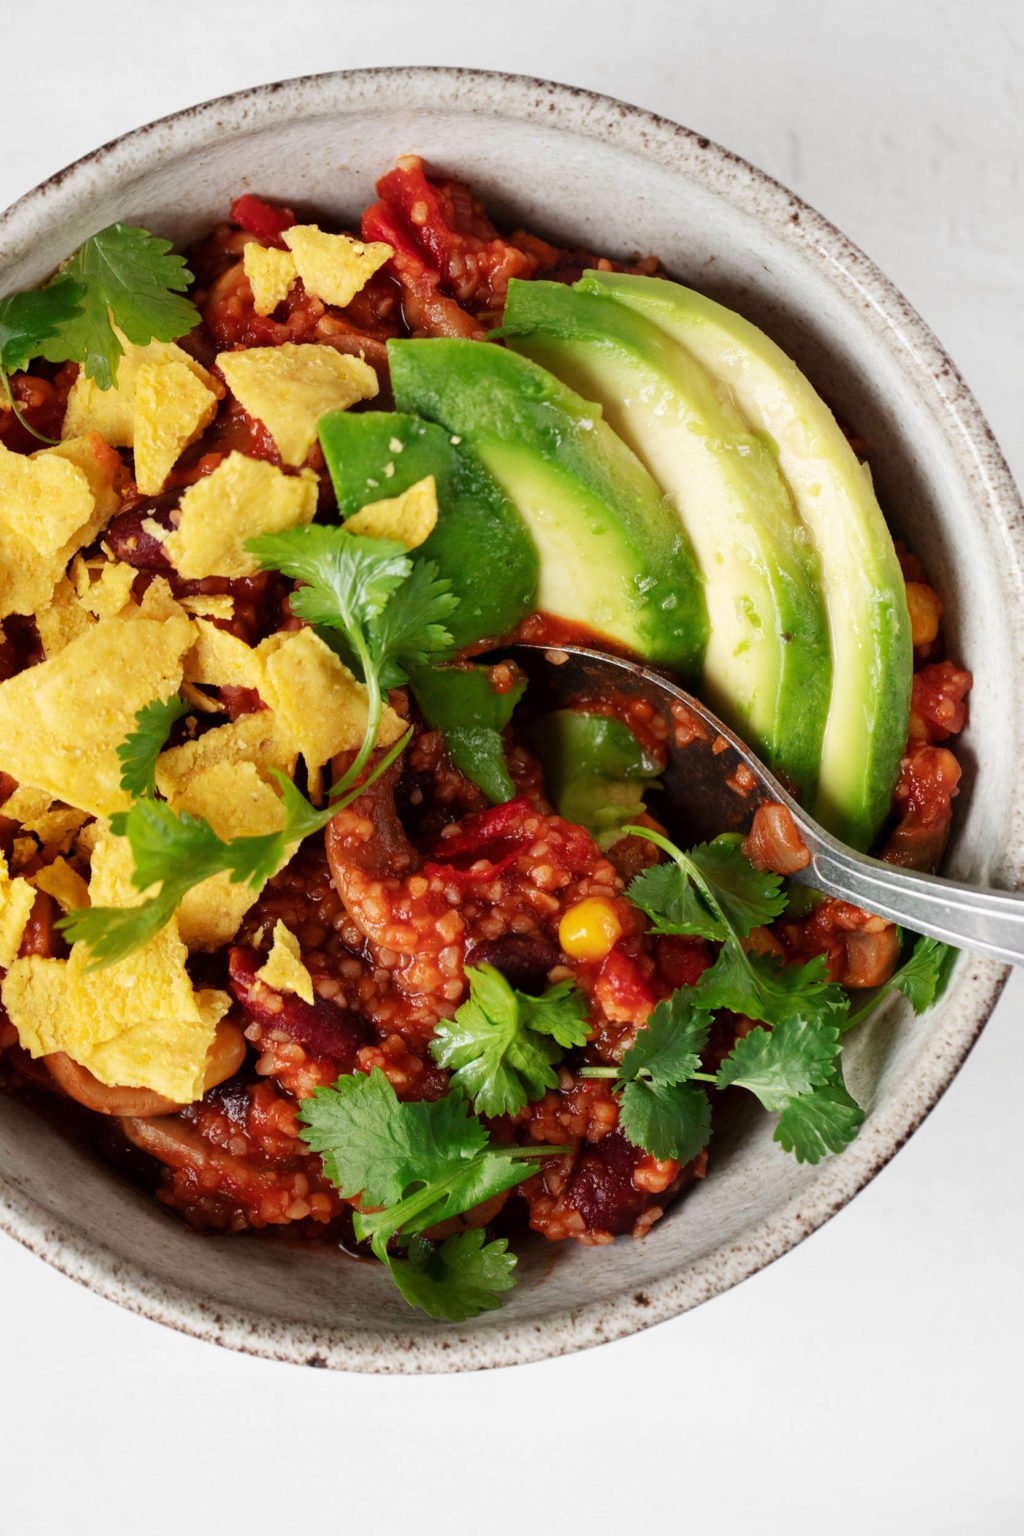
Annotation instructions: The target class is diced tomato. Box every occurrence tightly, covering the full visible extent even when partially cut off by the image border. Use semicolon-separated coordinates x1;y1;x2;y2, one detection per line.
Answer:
229;194;295;247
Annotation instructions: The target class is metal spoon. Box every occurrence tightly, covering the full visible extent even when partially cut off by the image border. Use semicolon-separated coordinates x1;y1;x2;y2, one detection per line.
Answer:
512;642;1024;968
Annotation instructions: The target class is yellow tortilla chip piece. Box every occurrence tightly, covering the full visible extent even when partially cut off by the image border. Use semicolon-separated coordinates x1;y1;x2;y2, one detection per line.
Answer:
70;556;138;619
33;857;90;913
34;576;94;657
283;226;392;309
179;594;235;621
62;332;216;447
0;614;193;817
216;344;378;466
0;832;230;1102
0;435;119;620
257;920;314;1004
345;475;438;549
257;627;405;771
133;359;219;495
0;850;36;968
1;785;89;849
164;452;318;578
154;709;297;801
184;618;265;693
243;243;298;315
170;760;288;949
134;577;186;621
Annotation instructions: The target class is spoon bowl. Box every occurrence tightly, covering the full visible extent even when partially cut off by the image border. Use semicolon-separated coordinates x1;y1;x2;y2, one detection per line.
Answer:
514;642;1024;967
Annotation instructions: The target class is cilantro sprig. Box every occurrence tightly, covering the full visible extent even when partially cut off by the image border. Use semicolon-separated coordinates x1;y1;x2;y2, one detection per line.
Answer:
247;526;457;790
39;224;200;389
58;733;410;967
114;693;189;798
61;529;458;968
429;964;590;1117
627;827;846;1031
0;278;84;442
297;1068;568;1320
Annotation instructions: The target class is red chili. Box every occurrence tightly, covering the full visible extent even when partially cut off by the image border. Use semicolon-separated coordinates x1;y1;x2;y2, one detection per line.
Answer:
229;194;295;247
423;796;535;884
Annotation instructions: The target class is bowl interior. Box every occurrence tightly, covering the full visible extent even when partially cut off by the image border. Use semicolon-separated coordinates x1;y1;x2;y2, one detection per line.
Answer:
1;70;1020;1371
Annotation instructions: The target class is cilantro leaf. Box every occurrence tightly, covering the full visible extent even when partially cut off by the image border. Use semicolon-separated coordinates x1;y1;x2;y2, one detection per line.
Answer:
774;1068;865;1164
116;694;189;797
0;278;84;375
519;979;590;1049
686;836;788;936
715;1016;841;1109
39;224;199;389
58;731;410;967
890;934;954;1014
627;859;724;941
626;832;786;941
618;1079;711;1164
619;990;710;1084
697;946;848;1031
248;526;412;660
429;964;588;1118
249;525;455;790
297;1067;567;1319
411;662;526;805
299;1067;489;1207
372;560;459;688
386;1231;517;1321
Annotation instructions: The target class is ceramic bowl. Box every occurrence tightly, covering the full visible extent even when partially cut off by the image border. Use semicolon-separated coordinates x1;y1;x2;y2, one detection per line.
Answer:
1;67;1021;1373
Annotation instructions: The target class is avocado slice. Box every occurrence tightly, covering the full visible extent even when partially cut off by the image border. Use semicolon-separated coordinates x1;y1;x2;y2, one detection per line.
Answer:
503;279;831;801
388;338;707;675
580;270;911;849
318;410;538;649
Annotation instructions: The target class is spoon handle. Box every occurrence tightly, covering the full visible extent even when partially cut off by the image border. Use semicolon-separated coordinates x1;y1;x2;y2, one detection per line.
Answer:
797;837;1024;967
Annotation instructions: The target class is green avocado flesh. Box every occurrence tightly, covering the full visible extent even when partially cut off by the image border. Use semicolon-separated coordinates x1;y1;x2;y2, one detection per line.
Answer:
503;279;831;802
578;271;911;849
318;410;538;649
387;338;708;675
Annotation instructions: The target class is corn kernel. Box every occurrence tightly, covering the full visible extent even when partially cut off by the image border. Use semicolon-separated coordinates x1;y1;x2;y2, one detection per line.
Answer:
558;897;623;960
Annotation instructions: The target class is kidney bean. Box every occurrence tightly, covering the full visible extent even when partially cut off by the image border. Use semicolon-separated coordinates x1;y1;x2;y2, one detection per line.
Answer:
465;934;560;994
228;947;369;1068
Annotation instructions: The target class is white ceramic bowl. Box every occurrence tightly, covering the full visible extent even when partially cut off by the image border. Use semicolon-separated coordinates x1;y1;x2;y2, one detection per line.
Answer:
1;68;1022;1372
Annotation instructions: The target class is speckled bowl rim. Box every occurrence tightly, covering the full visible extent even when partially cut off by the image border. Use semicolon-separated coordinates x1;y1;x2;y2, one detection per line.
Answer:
0;66;1021;1373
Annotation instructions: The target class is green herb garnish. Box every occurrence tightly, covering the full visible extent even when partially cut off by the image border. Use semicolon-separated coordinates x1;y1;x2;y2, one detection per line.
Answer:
0;278;84;441
59;735;409;967
297;1067;568;1319
429;963;589;1117
247;526;456;789
114;693;189;798
39;224;201;389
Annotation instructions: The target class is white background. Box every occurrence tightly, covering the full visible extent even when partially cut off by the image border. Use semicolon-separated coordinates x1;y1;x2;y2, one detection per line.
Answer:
1;3;1022;1531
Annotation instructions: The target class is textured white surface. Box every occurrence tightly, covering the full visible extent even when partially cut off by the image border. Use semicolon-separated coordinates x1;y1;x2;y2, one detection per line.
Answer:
0;0;1021;1530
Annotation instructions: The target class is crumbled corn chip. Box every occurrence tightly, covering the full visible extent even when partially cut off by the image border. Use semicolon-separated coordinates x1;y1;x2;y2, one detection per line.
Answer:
62;330;217;447
170;761;288;950
0;615;193;817
257;627;405;771
216;344;378;466
154;709;297;801
0;850;36;968
164;452;318;578
133;359;219;495
0;832;230;1103
243;243;298;315
256;920;314;1004
33;857;90;913
345;475;438;549
283;226;392;309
